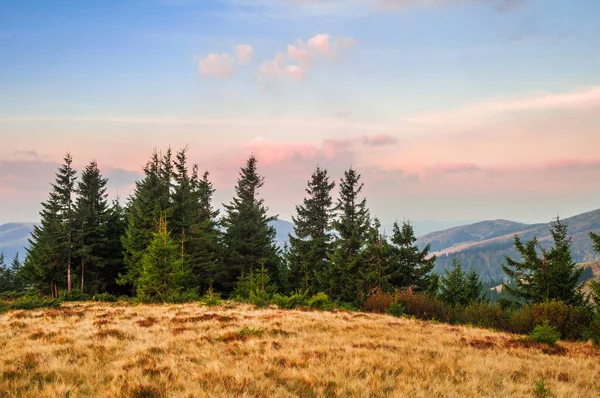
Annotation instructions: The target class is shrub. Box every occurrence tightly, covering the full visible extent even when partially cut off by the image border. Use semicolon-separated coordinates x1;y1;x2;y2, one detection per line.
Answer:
394;291;446;321
335;302;358;312
461;302;507;330
93;293;118;302
529;323;561;345
201;288;222;306
9;295;62;311
59;290;91;302
530;300;592;340
533;378;553;398
506;306;535;335
583;313;600;346
362;291;394;313
272;289;309;309
386;302;405;317
307;292;334;310
166;290;201;304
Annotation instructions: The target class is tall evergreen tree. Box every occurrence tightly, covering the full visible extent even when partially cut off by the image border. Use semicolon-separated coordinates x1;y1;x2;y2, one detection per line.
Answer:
361;218;392;295
591;232;600;254
0;253;9;293
119;150;172;294
104;199;127;294
219;155;281;294
502;217;583;305
327;168;371;303
73;160;110;294
189;168;221;292
10;254;24;292
287;166;336;293
387;221;436;292
53;153;78;292
21;154;77;296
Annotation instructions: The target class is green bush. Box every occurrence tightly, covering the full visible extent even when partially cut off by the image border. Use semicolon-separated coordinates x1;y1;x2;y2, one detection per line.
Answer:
272;289;309;309
583;313;600;346
460;302;507;329
386;302;405;317
307;292;334;310
529;323;561;345
530;300;592;340
335;302;358;312
166;290;201;304
59;290;91;302
201;288;222;306
247;289;271;308
93;293;119;302
9;294;62;310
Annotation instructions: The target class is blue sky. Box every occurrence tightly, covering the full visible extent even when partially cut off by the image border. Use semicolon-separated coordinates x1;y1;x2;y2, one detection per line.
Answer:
1;0;600;227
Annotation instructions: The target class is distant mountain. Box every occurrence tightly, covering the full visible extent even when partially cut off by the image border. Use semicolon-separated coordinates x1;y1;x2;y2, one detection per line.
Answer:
271;219;294;249
0;222;35;262
416;209;600;282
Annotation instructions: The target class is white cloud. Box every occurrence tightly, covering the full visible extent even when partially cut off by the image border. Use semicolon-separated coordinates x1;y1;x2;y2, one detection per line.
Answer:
198;53;235;78
235;44;254;66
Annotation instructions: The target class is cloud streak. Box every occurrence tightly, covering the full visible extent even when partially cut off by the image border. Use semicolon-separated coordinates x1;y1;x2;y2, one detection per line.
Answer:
402;86;600;125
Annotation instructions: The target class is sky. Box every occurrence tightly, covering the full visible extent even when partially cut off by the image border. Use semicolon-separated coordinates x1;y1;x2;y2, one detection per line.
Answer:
1;0;600;229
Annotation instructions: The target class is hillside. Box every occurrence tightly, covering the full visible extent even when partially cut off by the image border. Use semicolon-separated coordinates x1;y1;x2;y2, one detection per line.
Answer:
416;209;600;281
0;223;35;262
1;302;599;397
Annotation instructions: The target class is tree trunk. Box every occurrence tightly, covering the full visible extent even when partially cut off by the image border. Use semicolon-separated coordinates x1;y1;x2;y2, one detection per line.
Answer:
67;231;72;293
181;227;185;272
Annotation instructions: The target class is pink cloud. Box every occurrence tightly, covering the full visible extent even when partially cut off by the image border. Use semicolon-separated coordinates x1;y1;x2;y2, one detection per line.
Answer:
258;33;356;81
360;133;397;146
198;53;235;78
235;44;254;66
544;159;600;172
433;162;481;174
403;86;600;125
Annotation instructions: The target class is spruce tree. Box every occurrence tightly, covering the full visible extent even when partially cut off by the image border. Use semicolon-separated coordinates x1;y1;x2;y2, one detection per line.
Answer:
21;154;77;296
0;253;9;293
137;215;184;302
73;160;110;294
387;221;436;292
219;155;281;294
502;217;583;305
361;218;392;295
328;168;370;303
591;232;600;254
119;150;172;294
439;259;481;306
287;166;335;293
53;153;78;293
104;199;127;294
171;147;197;274
189;168;221;292
10;254;24;292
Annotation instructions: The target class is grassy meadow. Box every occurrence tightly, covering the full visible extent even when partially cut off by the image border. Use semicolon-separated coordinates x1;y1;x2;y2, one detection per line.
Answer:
1;302;599;397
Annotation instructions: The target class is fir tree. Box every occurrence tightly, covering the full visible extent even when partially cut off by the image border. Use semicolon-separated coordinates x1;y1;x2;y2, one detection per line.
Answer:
287;166;335;293
502;217;583;305
361;218;392;295
219;155;281;294
189;168;221;292
53;153;78;292
328;168;371;303
439;259;482;306
104;199;127;294
137;215;184;302
21;154;77;296
73;160;110;294
10;253;24;292
387;221;436;292
0;253;9;293
591;232;600;254
119;150;172;294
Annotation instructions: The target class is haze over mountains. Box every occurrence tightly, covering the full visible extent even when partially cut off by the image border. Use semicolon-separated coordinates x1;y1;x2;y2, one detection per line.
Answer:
2;209;599;282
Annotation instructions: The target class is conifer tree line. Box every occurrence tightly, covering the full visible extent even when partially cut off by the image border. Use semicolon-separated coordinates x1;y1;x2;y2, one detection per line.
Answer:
3;145;598;309
9;147;440;304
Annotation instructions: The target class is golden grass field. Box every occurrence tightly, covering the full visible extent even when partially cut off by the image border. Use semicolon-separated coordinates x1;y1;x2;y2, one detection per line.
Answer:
1;302;599;397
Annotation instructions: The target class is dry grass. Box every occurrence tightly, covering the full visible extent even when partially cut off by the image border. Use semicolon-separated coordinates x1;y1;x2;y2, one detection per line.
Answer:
1;302;599;397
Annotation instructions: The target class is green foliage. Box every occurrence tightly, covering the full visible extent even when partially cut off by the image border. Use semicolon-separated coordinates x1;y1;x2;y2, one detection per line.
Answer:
59;289;91;302
233;264;277;301
136;216;191;303
583;313;600;345
502;217;584;306
239;326;266;338
439;259;483;306
530;323;561;345
272;289;310;309
287;166;336;294
395;290;447;321
533;378;554;398
306;292;334;310
220;155;281;293
93;292;119;302
387;221;436;292
386;302;406;317
201;288;222;306
8;294;62;311
327;168;371;303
